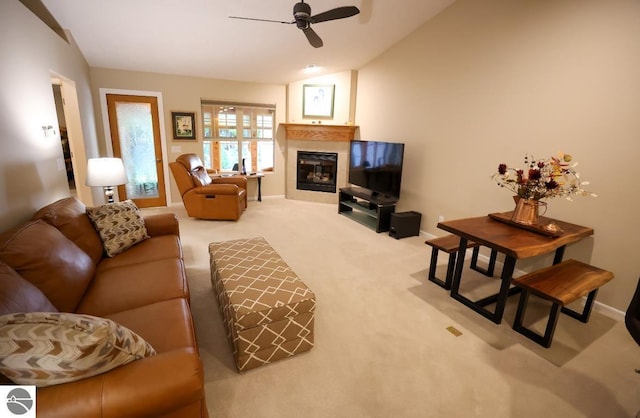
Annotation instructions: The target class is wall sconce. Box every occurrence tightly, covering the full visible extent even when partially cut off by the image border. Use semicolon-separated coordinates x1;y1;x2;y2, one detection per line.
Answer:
42;125;56;137
86;158;128;204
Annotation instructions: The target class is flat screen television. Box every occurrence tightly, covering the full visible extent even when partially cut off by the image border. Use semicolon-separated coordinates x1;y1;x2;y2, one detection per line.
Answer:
348;140;405;199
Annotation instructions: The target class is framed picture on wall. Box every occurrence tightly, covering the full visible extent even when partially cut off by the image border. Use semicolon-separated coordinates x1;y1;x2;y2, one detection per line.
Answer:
303;84;335;118
172;112;196;139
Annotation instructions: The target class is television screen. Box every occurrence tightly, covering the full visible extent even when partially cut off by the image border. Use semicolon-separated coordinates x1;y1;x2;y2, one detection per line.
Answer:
348;140;405;199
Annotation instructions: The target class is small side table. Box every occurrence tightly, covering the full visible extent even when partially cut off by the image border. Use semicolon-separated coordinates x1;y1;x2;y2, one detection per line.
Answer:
208;171;265;202
245;172;265;202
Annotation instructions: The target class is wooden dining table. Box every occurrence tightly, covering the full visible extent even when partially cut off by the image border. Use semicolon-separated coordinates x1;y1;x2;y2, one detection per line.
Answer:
437;211;594;324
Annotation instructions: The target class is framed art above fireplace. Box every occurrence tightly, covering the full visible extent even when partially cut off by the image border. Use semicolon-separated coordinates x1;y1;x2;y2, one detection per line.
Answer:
303;84;334;118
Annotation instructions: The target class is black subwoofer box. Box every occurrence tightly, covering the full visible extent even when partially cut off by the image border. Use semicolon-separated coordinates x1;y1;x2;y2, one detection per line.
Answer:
389;211;422;239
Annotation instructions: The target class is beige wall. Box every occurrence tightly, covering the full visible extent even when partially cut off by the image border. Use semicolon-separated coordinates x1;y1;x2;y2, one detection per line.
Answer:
287;70;357;125
355;0;640;311
89;68;287;203
0;1;99;228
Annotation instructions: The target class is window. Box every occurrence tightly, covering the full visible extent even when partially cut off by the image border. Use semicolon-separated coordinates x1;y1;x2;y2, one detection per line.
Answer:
201;102;275;174
203;112;212;139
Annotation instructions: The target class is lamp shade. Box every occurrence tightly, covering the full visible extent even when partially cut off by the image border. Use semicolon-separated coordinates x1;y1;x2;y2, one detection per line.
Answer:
86;158;128;187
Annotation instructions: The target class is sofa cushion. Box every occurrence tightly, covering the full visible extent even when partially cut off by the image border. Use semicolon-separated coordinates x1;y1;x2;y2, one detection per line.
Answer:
96;235;182;272
104;298;197;353
0;261;57;315
0;312;156;387
77;258;188;316
0;220;95;312
87;200;149;257
32;197;104;265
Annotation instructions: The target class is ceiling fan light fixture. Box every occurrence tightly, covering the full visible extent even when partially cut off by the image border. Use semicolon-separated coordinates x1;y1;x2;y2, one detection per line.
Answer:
229;1;360;48
293;1;311;29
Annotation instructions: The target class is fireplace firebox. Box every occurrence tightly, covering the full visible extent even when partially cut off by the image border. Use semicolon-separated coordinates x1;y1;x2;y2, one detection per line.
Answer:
297;151;338;193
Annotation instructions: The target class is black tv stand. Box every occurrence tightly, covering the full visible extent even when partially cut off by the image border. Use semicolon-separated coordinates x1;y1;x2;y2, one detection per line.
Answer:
338;187;397;232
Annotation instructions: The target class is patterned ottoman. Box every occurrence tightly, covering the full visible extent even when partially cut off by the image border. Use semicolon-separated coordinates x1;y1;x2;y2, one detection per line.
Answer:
209;237;315;372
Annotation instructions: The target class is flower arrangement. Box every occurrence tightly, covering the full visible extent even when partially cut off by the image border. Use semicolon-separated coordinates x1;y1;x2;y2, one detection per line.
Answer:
491;153;596;201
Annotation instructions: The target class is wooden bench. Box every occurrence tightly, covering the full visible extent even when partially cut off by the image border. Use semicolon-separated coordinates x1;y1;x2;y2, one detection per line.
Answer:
209;237;316;372
511;259;614;348
425;235;498;290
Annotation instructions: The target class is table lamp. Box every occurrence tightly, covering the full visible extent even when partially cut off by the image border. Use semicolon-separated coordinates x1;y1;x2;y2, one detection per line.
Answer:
86;157;128;203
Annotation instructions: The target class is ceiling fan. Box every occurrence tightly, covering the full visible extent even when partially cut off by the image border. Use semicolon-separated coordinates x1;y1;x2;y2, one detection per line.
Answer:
229;1;360;48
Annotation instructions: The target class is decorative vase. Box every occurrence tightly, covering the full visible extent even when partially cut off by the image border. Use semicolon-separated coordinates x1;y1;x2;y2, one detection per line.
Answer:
512;196;547;225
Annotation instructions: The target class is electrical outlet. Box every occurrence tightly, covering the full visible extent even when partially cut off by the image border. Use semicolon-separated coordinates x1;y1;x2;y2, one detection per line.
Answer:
438;215;444;222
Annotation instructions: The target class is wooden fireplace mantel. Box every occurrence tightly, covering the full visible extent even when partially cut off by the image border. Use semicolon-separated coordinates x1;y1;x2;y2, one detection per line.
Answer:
282;123;359;142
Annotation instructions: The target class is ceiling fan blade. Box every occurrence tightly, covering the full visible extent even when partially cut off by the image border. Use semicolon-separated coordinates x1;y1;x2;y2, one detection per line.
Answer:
303;27;323;48
310;6;360;24
229;16;293;24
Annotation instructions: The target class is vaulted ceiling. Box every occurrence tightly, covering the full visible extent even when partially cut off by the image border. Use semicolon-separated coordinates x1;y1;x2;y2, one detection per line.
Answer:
40;0;456;84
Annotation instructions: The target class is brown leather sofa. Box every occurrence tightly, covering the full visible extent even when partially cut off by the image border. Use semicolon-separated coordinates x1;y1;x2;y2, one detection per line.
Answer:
0;197;208;418
169;153;247;220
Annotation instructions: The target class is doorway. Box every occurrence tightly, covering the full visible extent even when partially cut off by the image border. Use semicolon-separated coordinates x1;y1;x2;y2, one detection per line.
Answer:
51;75;93;206
52;83;75;192
105;94;167;208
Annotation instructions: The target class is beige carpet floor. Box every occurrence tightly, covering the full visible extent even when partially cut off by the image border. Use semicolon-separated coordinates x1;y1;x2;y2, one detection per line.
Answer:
144;198;639;418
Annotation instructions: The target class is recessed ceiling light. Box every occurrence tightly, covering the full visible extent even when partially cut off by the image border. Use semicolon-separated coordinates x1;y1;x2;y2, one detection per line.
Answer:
303;64;320;73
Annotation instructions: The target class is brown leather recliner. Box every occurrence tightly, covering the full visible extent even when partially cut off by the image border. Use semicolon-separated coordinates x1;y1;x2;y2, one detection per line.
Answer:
169;154;247;220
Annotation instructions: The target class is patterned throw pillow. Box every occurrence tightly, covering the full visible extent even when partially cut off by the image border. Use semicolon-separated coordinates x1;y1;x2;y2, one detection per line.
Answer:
0;312;155;387
87;200;149;257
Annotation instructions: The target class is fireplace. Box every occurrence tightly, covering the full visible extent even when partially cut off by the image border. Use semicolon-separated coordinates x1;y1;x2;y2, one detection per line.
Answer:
284;124;358;203
296;151;338;193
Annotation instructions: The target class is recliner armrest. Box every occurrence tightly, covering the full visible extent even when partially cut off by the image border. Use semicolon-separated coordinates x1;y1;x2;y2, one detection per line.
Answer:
194;184;240;196
211;176;247;189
